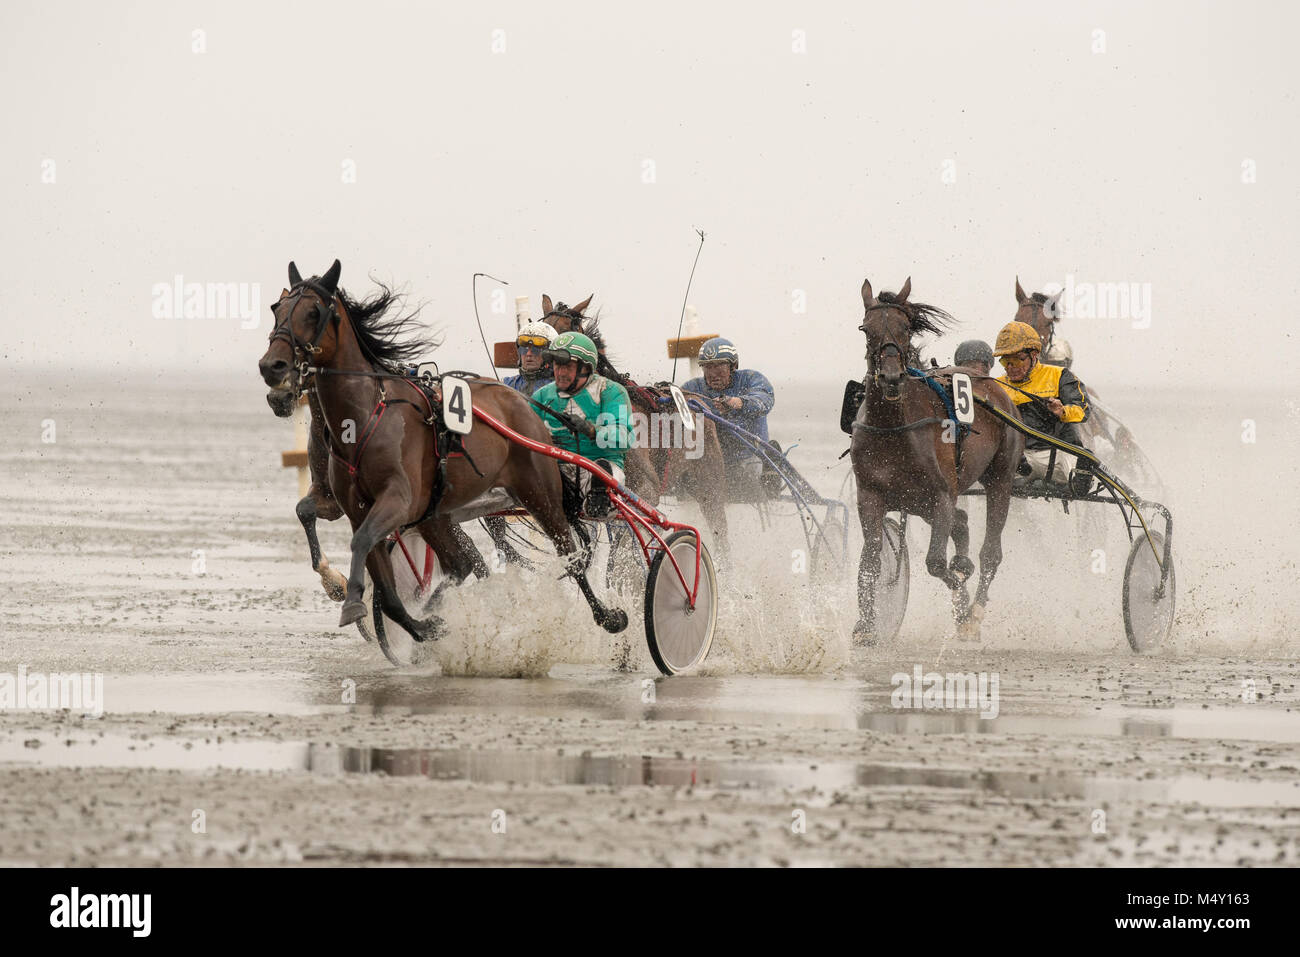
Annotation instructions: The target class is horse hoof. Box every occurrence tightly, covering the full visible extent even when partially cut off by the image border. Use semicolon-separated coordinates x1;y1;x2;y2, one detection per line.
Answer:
852;619;879;647
411;617;444;643
601;609;629;634
339;601;365;627
950;556;975;582
956;603;986;642
319;563;348;603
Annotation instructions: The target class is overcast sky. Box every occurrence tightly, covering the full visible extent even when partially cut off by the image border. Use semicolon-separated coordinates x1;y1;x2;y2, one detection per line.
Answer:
2;0;1296;391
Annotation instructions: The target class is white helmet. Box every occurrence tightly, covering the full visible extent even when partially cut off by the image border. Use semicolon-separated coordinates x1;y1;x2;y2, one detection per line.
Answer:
1042;335;1074;369
517;320;558;347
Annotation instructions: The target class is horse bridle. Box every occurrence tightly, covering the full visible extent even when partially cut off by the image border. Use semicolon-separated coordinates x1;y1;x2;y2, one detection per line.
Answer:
860;303;912;400
267;281;339;395
1022;299;1057;354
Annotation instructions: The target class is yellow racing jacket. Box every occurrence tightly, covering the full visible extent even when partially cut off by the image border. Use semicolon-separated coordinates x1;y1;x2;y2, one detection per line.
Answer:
996;362;1090;449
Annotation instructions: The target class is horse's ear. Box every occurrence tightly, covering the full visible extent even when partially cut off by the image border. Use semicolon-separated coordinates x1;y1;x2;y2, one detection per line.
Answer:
897;277;912;302
1015;276;1028;304
280;288;289;299
573;294;593;315
541;293;554;317
288;262;302;286
860;278;874;308
320;259;341;294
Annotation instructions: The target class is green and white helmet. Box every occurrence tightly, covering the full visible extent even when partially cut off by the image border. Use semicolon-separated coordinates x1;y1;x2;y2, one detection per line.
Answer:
545;331;599;371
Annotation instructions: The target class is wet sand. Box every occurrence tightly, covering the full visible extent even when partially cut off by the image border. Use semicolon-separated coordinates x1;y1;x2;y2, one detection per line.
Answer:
1;372;1298;866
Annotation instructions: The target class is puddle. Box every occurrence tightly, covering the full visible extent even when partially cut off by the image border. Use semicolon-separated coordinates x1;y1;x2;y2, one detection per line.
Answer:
24;670;1300;745
0;733;307;771
3;733;1297;808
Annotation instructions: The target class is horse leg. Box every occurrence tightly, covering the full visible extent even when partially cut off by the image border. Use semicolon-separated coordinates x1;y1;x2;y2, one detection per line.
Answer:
949;506;975;582
297;490;347;600
853;486;885;645
364;543;445;643
482;515;532;570
340;495;412;627
925;496;971;627
964;475;1012;641
299;412;349;600
515;483;628;634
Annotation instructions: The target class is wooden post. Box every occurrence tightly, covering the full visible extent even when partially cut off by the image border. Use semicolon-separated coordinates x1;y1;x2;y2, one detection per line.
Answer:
667;306;717;382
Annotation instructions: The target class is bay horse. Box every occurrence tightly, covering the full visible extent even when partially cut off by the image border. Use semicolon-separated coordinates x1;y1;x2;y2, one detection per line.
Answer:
539;294;731;562
1013;277;1149;480
850;277;1023;643
259;260;628;643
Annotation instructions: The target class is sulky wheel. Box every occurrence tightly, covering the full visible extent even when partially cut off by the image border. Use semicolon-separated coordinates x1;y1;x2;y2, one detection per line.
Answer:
644;529;718;675
1123;530;1175;653
873;516;910;643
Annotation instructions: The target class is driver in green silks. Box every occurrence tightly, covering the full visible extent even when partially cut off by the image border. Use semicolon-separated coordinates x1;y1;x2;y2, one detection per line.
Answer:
532;331;634;518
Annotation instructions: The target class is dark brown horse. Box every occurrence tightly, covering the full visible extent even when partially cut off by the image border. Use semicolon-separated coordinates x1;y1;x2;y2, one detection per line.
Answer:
1012;277;1157;482
259;261;627;644
850;277;1023;643
539;294;731;562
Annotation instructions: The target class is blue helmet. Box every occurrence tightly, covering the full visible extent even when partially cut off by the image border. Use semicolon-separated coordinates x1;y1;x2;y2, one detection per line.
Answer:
698;336;739;368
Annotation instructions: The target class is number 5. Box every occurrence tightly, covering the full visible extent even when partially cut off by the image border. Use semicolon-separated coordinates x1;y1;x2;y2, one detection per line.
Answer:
952;373;974;425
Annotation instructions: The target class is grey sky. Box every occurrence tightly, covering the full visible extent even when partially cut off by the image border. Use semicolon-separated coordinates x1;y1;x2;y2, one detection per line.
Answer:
3;0;1296;390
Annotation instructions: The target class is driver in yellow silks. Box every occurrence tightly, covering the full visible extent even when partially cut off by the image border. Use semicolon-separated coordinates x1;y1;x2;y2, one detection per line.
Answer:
992;321;1091;486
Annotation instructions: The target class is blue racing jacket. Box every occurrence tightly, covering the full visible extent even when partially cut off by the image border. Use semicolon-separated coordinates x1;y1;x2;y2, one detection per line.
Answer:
681;368;775;462
503;369;554;399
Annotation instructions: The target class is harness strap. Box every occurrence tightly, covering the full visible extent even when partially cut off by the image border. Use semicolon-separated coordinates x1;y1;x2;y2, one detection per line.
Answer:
853;417;948;434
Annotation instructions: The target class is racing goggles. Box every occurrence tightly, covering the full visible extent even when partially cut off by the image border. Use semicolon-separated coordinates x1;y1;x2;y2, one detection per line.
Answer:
517;334;551;350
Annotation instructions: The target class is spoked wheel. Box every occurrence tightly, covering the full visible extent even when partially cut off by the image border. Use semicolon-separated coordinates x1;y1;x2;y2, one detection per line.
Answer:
358;529;443;667
872;516;910;643
644;529;718;675
1123;530;1175;652
810;517;847;586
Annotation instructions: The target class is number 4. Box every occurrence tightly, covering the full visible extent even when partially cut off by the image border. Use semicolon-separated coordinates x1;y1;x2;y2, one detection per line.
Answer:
443;377;473;435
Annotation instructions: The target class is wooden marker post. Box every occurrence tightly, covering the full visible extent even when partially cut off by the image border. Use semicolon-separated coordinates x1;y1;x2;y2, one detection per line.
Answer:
666;306;717;382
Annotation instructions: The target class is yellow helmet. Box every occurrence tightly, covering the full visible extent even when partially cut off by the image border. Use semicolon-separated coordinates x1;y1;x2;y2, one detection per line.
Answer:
993;321;1043;357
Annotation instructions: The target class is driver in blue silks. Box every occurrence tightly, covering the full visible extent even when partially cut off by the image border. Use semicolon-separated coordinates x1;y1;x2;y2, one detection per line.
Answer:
683;337;776;488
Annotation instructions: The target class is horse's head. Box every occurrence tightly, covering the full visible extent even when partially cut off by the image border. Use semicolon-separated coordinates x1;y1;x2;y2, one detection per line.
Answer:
859;276;952;401
540;293;594;335
540;292;615;374
259;259;342;417
1013;277;1062;351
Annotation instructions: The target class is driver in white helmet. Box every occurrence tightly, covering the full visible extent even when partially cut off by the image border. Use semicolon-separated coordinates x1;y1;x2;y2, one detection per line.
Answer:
503;321;557;398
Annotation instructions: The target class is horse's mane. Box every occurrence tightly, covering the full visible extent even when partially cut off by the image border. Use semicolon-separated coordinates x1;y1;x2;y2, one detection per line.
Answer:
875;291;954;339
336;282;435;373
548;303;624;379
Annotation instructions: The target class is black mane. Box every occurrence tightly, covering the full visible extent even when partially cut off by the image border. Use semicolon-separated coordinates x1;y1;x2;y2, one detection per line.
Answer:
336;282;434;372
876;291;954;339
